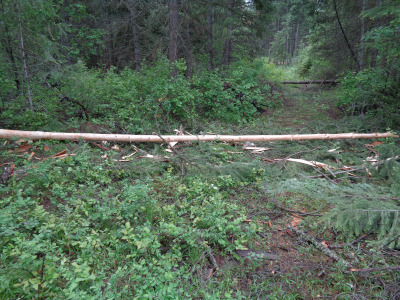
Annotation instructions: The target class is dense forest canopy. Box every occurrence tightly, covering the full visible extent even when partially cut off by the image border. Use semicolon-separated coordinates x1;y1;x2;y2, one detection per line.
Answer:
0;0;399;131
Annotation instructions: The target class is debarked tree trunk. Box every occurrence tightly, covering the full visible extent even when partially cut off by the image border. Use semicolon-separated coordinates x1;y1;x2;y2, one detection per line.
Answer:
0;129;396;143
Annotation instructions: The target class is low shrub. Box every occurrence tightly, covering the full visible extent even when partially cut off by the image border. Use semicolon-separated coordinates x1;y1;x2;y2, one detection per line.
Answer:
0;57;282;133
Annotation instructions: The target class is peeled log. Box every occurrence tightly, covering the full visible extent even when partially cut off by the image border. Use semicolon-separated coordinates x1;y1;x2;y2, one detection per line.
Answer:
0;129;396;143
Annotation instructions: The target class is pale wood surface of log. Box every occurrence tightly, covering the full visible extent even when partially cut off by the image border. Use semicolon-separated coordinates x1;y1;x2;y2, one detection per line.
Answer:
0;129;396;143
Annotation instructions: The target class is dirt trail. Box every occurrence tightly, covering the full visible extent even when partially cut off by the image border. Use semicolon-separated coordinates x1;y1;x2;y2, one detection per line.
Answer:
263;85;342;128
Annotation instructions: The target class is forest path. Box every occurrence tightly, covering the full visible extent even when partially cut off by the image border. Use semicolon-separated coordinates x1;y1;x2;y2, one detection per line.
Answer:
263;84;342;129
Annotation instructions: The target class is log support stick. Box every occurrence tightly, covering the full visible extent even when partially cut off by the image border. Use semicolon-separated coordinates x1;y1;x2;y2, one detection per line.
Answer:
281;80;339;84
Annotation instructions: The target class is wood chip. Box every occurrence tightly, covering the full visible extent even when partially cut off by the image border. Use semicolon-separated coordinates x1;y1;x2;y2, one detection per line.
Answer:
92;143;110;151
244;219;270;225
16;144;32;153
53;154;75;159
276;158;335;170
27;152;35;161
243;146;271;153
121;151;138;159
52;150;67;158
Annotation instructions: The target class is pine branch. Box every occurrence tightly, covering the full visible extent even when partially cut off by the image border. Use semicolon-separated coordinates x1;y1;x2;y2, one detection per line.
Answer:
345;266;400;273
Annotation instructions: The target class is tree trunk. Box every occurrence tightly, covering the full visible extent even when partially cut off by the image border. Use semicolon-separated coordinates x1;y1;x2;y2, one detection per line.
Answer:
285;0;289;64
360;0;366;71
107;23;115;68
370;0;382;68
101;1;114;69
333;0;360;71
0;1;20;92
127;0;141;70
223;0;234;68
285;31;289;64
207;0;214;70
288;30;292;63
169;0;179;77
17;2;33;110
336;21;340;71
183;0;192;77
293;21;300;63
0;129;395;143
3;26;20;93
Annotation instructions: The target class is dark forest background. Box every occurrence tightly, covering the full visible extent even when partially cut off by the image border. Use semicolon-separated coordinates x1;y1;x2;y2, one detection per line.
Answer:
0;0;399;130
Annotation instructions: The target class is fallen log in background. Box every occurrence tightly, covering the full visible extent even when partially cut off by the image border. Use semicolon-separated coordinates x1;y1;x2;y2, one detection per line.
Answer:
281;80;339;84
0;129;396;143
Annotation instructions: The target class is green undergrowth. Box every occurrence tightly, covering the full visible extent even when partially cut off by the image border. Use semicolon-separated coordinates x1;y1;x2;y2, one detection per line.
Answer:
0;143;260;298
1;85;400;298
1;121;399;298
0;57;283;134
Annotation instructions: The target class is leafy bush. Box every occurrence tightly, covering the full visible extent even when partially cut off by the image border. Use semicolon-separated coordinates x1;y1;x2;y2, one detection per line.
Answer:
337;16;400;125
337;68;399;117
0;147;260;298
1;56;282;132
55;57;281;131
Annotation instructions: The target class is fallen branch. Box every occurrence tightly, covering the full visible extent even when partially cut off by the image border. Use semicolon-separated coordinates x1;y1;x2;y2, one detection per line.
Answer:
91;142;110;151
329;233;370;249
288;225;351;268
281;80;339;84
250;210;284;218
205;268;213;280
275;158;335;170
244;219;271;225
51;150;67;158
313;167;338;185
243;146;271;153
0;129;396;143
305;156;400;180
206;248;219;270
273;202;321;217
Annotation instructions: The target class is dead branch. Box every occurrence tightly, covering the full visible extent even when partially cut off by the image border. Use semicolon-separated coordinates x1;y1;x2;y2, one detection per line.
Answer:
288;225;351;268
206;248;219;270
272;201;322;217
90;142;110;151
329;232;370;249
281;80;339;84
